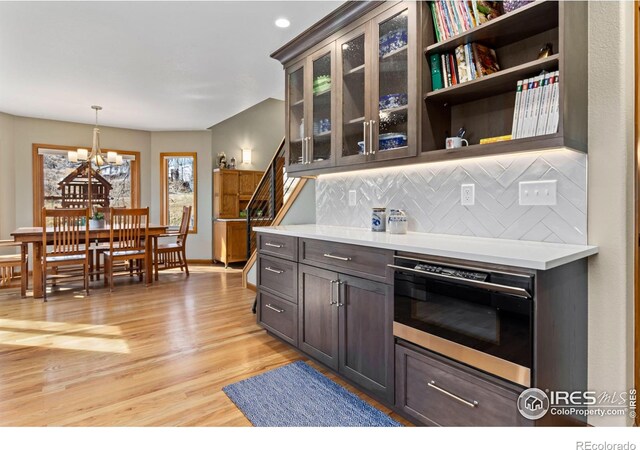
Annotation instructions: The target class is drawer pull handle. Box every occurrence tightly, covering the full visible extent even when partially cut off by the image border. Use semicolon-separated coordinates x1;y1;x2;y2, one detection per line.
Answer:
323;253;352;261
265;267;284;274
427;381;478;409
265;243;283;248
265;304;285;314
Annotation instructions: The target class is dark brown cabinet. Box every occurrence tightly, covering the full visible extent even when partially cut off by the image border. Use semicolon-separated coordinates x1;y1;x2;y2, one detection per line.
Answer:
338;273;394;403
335;2;419;167
396;342;529;427
273;1;588;176
283;1;419;175
286;43;336;172
298;264;339;369
297;264;394;402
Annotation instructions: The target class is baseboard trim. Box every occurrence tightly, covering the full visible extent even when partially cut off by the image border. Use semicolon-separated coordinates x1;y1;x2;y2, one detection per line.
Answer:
187;259;213;265
246;282;257;292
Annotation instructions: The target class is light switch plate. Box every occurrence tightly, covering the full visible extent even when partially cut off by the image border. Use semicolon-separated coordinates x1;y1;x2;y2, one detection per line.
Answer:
461;184;475;206
519;180;557;206
348;190;357;206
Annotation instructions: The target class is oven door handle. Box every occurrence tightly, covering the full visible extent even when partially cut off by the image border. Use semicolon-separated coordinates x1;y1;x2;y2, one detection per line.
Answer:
387;264;531;298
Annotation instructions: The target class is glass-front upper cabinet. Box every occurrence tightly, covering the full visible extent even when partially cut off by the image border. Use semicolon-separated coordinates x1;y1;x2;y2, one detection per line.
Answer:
336;2;417;166
308;45;335;169
337;26;370;166
285;43;335;172
286;61;306;170
371;3;417;160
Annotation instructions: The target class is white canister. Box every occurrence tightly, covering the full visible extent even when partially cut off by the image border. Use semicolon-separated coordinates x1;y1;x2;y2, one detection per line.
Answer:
387;209;408;234
371;207;386;232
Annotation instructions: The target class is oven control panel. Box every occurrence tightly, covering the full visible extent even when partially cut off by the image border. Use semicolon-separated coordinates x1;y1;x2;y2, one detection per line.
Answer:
414;263;488;282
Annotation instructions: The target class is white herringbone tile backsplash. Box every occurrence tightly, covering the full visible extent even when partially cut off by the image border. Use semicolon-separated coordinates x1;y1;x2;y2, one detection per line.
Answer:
316;150;587;245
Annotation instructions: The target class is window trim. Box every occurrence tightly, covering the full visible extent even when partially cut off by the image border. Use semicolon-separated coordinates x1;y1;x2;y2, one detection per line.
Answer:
32;143;141;226
159;152;198;234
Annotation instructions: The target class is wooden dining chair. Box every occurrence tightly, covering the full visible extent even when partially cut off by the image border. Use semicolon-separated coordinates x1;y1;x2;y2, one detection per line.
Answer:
92;206;112;280
41;208;90;302
154;205;191;280
104;207;150;292
0;240;28;298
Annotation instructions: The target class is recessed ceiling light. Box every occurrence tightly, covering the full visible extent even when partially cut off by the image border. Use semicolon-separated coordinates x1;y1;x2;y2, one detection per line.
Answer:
275;18;290;28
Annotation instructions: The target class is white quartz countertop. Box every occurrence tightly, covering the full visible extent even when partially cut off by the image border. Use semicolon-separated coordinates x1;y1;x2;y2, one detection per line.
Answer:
253;224;598;270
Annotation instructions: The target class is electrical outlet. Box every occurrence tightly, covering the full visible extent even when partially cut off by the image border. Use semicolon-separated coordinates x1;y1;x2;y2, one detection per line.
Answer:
461;184;475;206
348;190;357;206
519;180;557;206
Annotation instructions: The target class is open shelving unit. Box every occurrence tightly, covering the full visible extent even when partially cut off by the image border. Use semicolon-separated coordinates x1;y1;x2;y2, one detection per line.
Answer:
421;0;587;157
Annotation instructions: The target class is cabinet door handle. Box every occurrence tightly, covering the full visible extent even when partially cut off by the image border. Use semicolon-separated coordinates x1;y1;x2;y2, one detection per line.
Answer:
265;304;285;314
363;121;368;155
264;267;284;274
369;120;376;154
329;279;338;305
336;280;344;307
265;242;283;248
427;380;478;408
305;137;311;164
323;253;352;261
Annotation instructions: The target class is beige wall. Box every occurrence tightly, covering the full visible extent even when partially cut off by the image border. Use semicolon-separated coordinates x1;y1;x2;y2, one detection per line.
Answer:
210;98;284;172
0;112;16;239
150;131;212;261
587;1;635;426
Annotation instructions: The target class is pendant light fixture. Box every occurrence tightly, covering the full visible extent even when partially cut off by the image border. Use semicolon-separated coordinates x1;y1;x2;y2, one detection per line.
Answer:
68;105;122;167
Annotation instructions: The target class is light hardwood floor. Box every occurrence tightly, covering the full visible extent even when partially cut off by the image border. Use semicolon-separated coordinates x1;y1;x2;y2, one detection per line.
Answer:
0;266;410;426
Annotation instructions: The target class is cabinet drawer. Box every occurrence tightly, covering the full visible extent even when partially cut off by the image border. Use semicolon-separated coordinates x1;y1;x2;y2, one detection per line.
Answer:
258;292;298;346
257;233;298;261
258;255;297;303
300;238;393;283
396;344;527;427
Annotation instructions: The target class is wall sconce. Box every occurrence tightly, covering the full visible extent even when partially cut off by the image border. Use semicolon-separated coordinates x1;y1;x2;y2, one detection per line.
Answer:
68;151;78;163
242;148;252;165
107;151;117;164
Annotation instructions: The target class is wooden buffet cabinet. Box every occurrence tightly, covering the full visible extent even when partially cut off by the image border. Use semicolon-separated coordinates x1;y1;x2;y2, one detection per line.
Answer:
212;169;263;267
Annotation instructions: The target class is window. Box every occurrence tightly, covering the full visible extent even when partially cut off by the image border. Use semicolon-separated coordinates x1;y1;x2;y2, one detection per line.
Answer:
160;152;197;233
32;144;140;226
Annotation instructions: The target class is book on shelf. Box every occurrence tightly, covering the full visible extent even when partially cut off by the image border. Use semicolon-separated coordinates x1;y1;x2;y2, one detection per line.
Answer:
480;134;512;144
455;45;470;83
430;1;504;42
511;70;559;139
428;42;499;90
471;43;500;77
430;54;444;90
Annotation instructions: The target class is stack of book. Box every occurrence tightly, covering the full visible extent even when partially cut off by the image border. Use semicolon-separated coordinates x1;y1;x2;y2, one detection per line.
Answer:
431;43;499;89
430;1;504;42
511;71;560;139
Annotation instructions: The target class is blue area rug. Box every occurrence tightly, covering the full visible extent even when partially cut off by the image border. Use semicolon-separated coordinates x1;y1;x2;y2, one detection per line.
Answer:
222;361;402;427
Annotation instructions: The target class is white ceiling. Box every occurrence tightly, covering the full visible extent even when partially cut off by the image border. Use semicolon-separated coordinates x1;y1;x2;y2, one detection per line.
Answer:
0;1;342;131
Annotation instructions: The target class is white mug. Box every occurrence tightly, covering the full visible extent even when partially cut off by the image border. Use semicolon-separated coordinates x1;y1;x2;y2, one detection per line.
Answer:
446;137;469;149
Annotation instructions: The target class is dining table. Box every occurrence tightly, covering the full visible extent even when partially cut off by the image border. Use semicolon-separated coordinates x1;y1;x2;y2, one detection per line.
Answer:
11;224;169;299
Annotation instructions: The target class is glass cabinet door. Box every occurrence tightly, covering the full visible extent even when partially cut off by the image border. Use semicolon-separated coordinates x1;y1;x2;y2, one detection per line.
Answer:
287;64;305;168
308;46;334;168
373;5;416;158
338;28;369;164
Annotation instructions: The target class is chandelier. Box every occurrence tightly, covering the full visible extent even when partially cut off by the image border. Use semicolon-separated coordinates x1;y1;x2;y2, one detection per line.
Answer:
67;105;123;167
